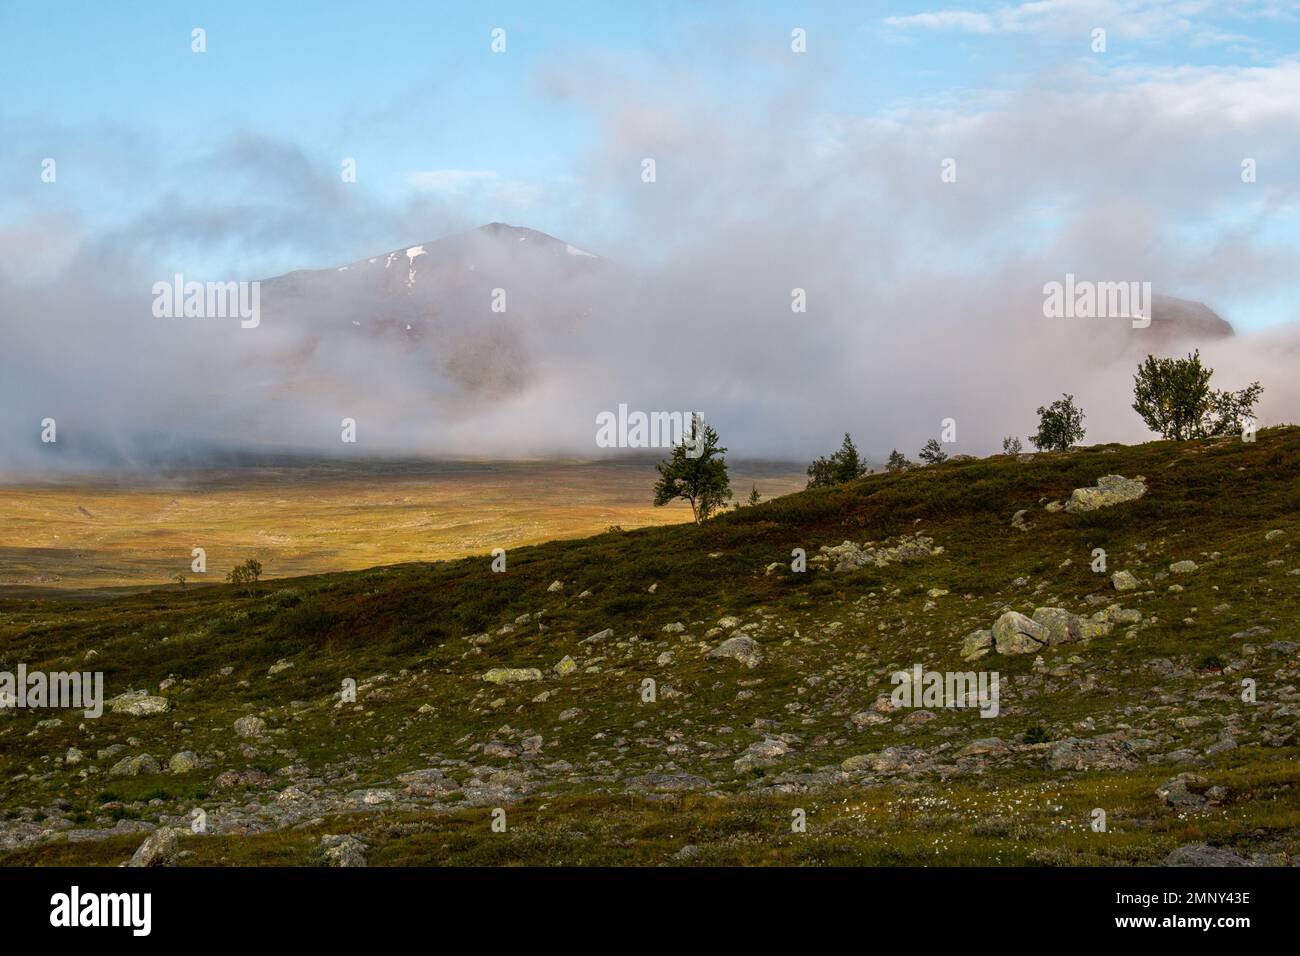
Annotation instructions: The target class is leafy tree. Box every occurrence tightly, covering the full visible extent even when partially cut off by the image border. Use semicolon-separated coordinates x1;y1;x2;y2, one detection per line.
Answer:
806;432;867;488
1132;350;1263;441
918;438;948;465
885;449;911;473
653;418;731;523
226;558;263;594
1002;436;1023;456
1031;394;1086;451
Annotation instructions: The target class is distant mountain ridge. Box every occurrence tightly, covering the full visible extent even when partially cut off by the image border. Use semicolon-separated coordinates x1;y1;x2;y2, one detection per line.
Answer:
254;222;1235;404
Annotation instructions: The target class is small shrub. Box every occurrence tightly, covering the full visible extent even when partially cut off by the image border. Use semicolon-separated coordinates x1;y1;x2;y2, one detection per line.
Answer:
1023;724;1051;744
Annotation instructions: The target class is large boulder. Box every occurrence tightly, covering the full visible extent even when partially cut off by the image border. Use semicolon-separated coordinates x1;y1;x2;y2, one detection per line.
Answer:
1031;607;1084;646
1064;475;1147;513
992;611;1049;655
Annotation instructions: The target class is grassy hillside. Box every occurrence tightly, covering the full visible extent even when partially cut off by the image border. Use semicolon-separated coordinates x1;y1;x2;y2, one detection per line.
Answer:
2;429;1298;866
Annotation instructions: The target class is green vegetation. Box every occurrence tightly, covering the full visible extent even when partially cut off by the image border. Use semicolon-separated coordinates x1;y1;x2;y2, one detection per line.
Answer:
652;419;732;523
918;438;948;465
2;427;1298;866
1031;393;1087;452
224;558;263;595
1132;350;1263;441
806;432;868;488
885;449;911;473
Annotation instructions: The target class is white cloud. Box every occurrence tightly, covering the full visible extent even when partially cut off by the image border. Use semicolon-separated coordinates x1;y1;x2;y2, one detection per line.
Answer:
406;169;541;206
885;0;1298;41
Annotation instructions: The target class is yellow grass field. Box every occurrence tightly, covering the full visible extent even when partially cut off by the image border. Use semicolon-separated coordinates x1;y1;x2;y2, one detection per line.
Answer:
0;459;805;593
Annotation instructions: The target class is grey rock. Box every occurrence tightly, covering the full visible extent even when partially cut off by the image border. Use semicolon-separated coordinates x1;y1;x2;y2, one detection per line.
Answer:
992;611;1049;655
1064;475;1147;513
1164;843;1254;867
707;635;762;668
108;753;160;777
125;827;181;867
320;834;367;867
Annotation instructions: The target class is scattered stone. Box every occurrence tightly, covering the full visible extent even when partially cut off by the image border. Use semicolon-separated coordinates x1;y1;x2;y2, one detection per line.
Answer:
1064;475;1147;513
1031;607;1084;646
1111;570;1139;592
109;754;160;777
1157;772;1210;809
956;738;1008;758
547;580;564;593
992;611;1049;655
482;668;543;685
1164;843;1254;867
734;738;789;771
107;691;172;717
126;827;181;867
553;656;577;677
1169;560;1198;574
168;751;199;774
706;635;762;668
234;715;267;738
320;834;367;867
960;629;993;661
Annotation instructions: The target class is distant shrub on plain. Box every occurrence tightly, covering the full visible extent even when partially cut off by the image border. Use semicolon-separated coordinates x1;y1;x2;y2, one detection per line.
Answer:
226;558;263;594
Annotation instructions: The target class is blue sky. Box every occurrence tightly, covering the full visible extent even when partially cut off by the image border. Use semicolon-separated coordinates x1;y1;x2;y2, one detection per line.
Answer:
3;1;1299;325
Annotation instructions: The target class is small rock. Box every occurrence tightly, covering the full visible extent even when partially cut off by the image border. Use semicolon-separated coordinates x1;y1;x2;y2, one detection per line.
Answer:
706;636;762;668
1111;570;1139;592
109;754;160;777
1164;843;1254;867
168;751;199;774
234;715;267;738
320;834;367;867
